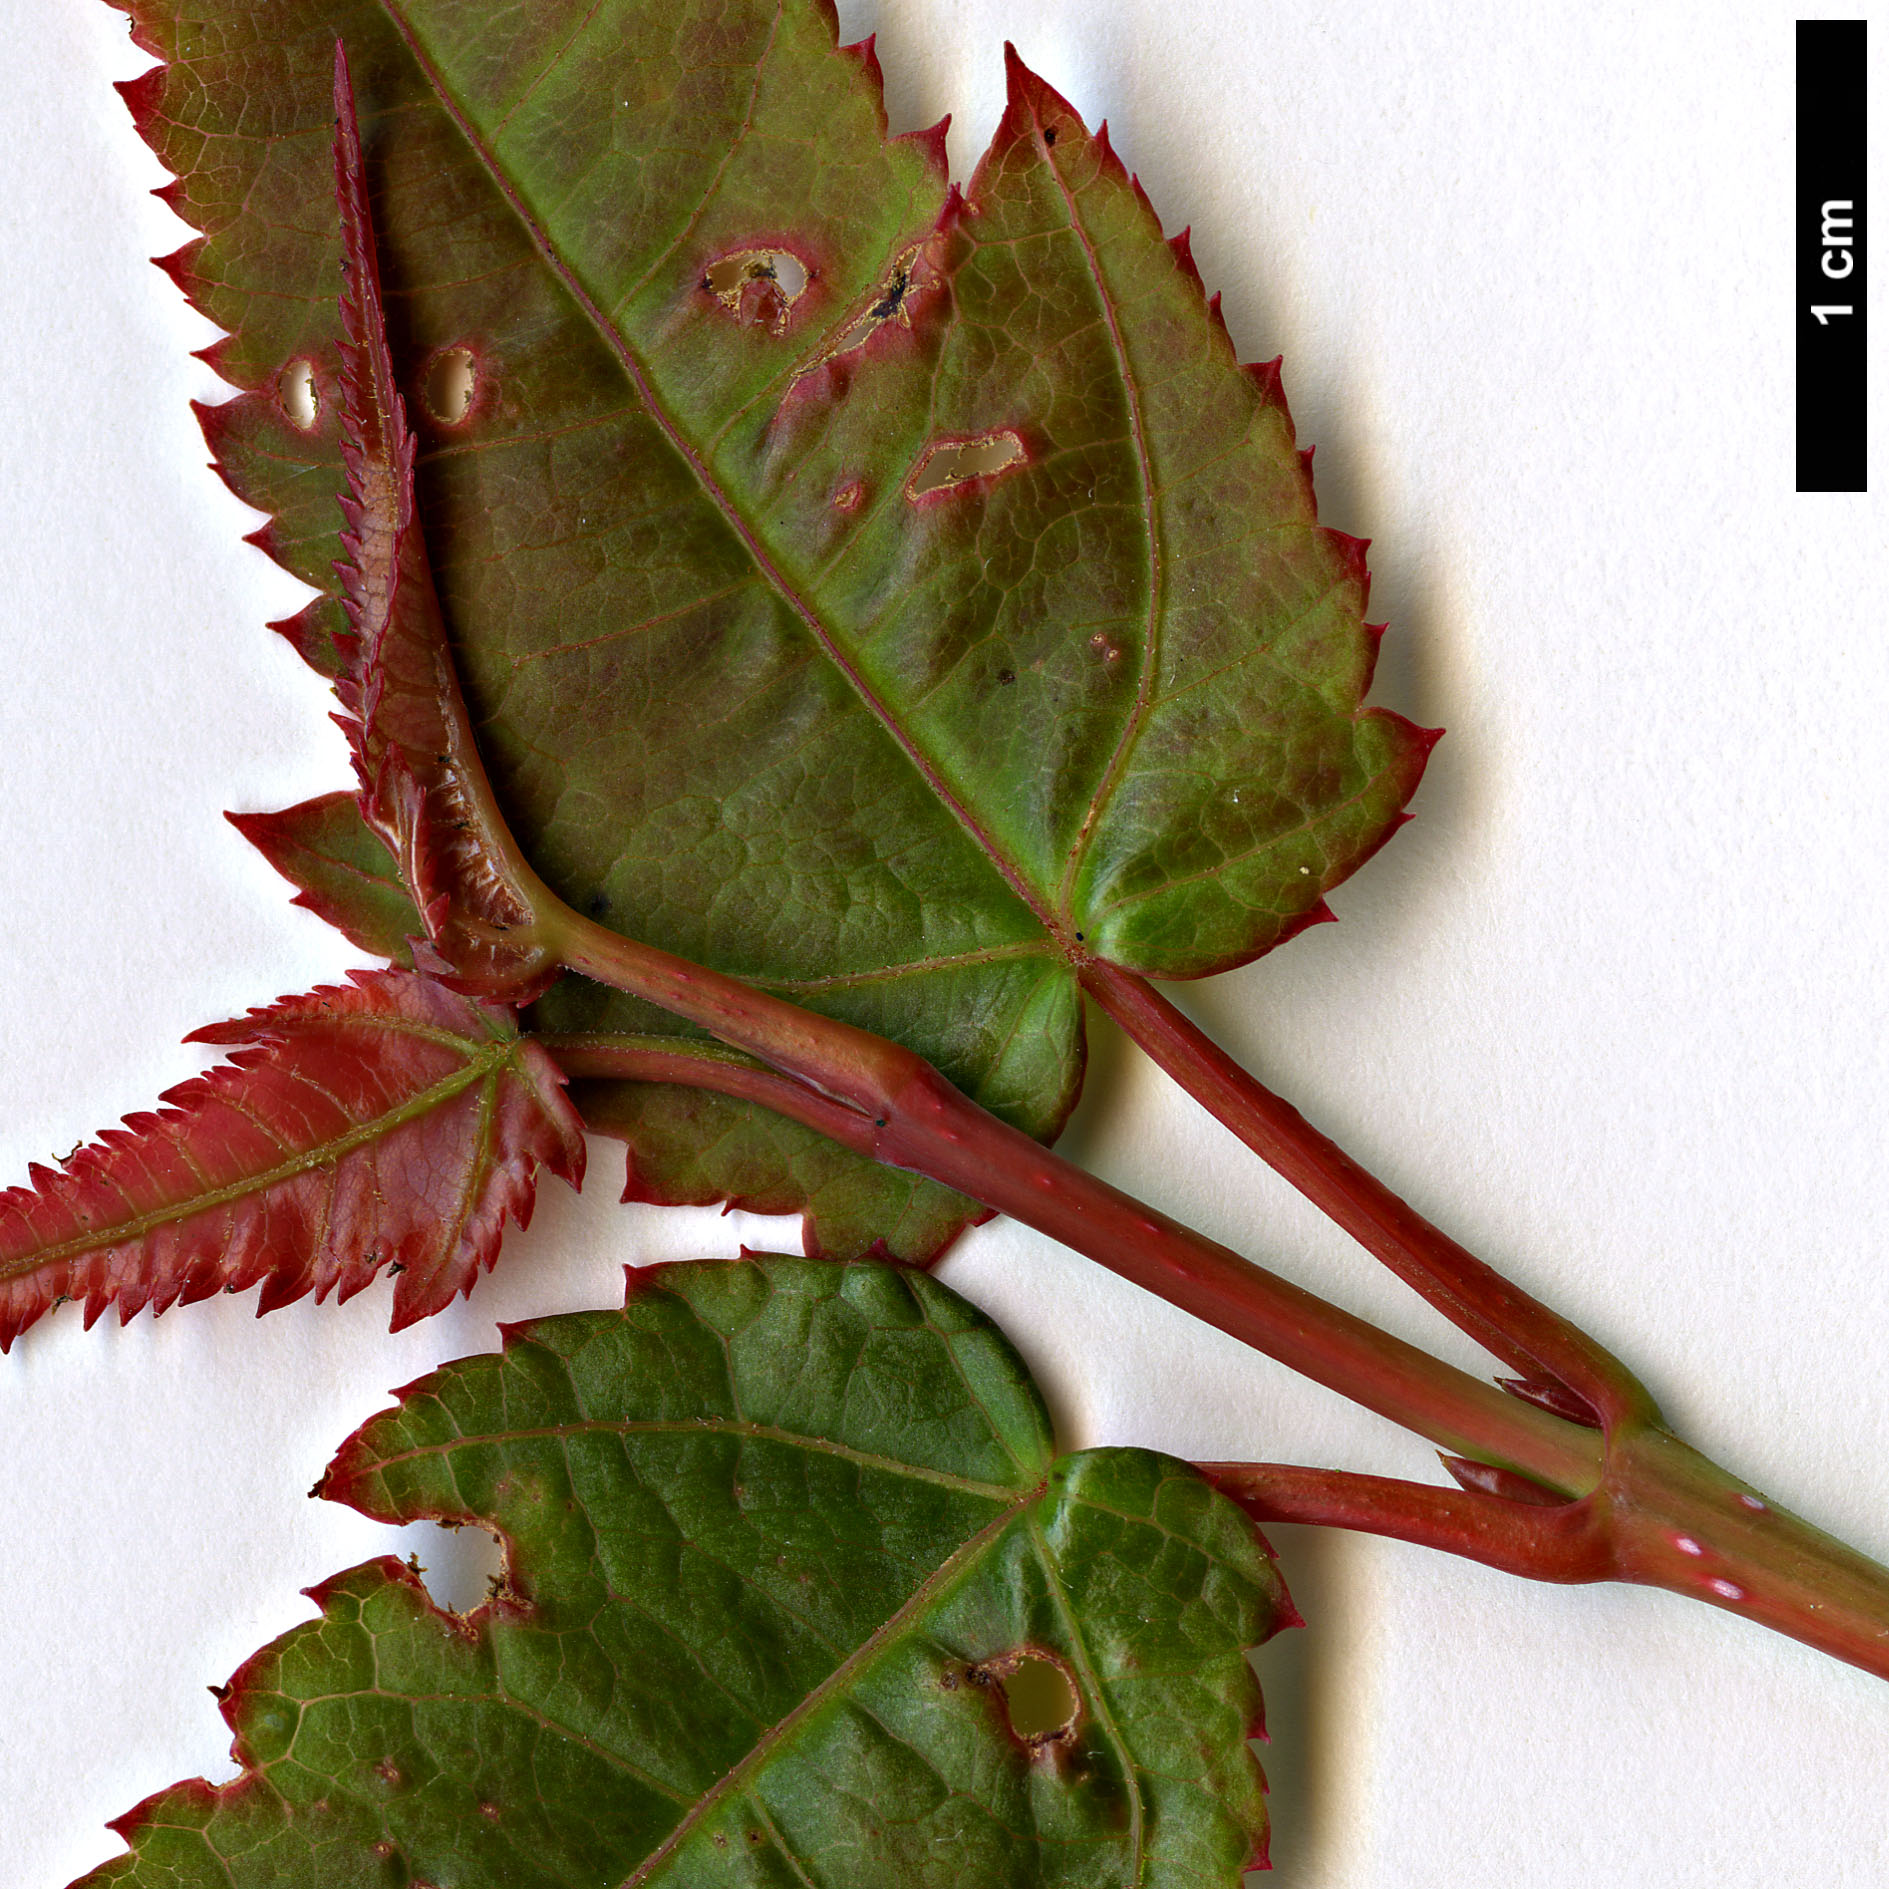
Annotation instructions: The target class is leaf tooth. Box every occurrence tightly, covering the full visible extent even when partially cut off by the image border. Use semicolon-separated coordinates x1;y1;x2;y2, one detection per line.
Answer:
1269;899;1339;952
267;600;348;680
1204;287;1232;348
189;335;241;386
187;391;232;449
79;1254;116;1329
1325;528;1373;607
239;514;291;564
0;1282;43;1352
1358;620;1389;694
897;114;953;184
112;65;166;138
115;4;165;67
1242;354;1289;411
1167;224;1204;294
834;30;888;131
109;1250;159;1325
151;237;203;300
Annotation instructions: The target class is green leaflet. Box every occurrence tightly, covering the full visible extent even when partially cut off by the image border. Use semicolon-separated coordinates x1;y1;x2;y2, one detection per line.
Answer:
80;1258;1290;1887
131;0;1427;1254
229;794;425;968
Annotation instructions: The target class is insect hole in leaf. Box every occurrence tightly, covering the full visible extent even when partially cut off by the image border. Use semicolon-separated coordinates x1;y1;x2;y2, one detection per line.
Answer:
907;429;1029;498
420;344;477;426
702;247;810;331
277;357;318;430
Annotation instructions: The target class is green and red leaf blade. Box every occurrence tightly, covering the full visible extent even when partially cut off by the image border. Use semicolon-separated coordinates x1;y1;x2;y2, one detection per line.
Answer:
119;0;1431;1268
229;792;425;966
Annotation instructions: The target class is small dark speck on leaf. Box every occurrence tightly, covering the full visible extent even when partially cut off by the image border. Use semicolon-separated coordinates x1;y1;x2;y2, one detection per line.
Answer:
997;668;1016;685
869;264;911;321
1043;125;1058;145
587;892;610;917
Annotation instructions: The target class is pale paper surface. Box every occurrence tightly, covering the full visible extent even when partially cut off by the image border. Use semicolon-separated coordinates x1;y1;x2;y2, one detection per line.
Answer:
1;2;1884;1883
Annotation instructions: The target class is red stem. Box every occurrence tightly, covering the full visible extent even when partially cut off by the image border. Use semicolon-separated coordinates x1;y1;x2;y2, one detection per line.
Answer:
544;1034;882;1155
1203;1461;1611;1582
547;1017;1889;1680
1081;960;1656;1429
1207;1429;1889;1680
538;1014;1601;1497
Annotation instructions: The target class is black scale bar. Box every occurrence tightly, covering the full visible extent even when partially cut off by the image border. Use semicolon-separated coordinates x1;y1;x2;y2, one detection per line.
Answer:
1797;20;1867;492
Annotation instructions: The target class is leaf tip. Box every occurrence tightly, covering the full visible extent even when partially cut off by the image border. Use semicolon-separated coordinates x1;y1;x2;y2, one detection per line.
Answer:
998;40;1085;150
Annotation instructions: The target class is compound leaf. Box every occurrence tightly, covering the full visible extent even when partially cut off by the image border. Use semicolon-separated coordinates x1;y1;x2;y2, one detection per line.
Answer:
78;1256;1290;1888
0;970;583;1345
120;0;1429;1260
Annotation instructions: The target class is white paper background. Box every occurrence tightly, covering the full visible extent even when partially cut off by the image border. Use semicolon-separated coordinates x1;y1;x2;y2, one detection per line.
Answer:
3;1;1885;1882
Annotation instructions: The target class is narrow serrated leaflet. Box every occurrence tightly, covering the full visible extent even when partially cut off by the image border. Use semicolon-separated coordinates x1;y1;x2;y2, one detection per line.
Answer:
0;970;583;1343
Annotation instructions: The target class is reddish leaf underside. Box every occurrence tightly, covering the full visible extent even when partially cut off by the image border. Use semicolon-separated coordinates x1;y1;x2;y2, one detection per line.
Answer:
230;792;987;1265
328;46;558;1000
125;0;1434;1267
0;970;582;1347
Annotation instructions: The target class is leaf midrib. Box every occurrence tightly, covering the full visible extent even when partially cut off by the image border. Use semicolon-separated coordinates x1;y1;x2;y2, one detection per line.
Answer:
1034;113;1167;930
618;1495;1034;1889
362;1414;1030;1504
0;1039;512;1282
375;0;1067;950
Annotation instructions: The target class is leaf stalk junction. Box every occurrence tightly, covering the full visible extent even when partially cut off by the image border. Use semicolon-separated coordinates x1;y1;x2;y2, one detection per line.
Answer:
308;36;1889;1685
